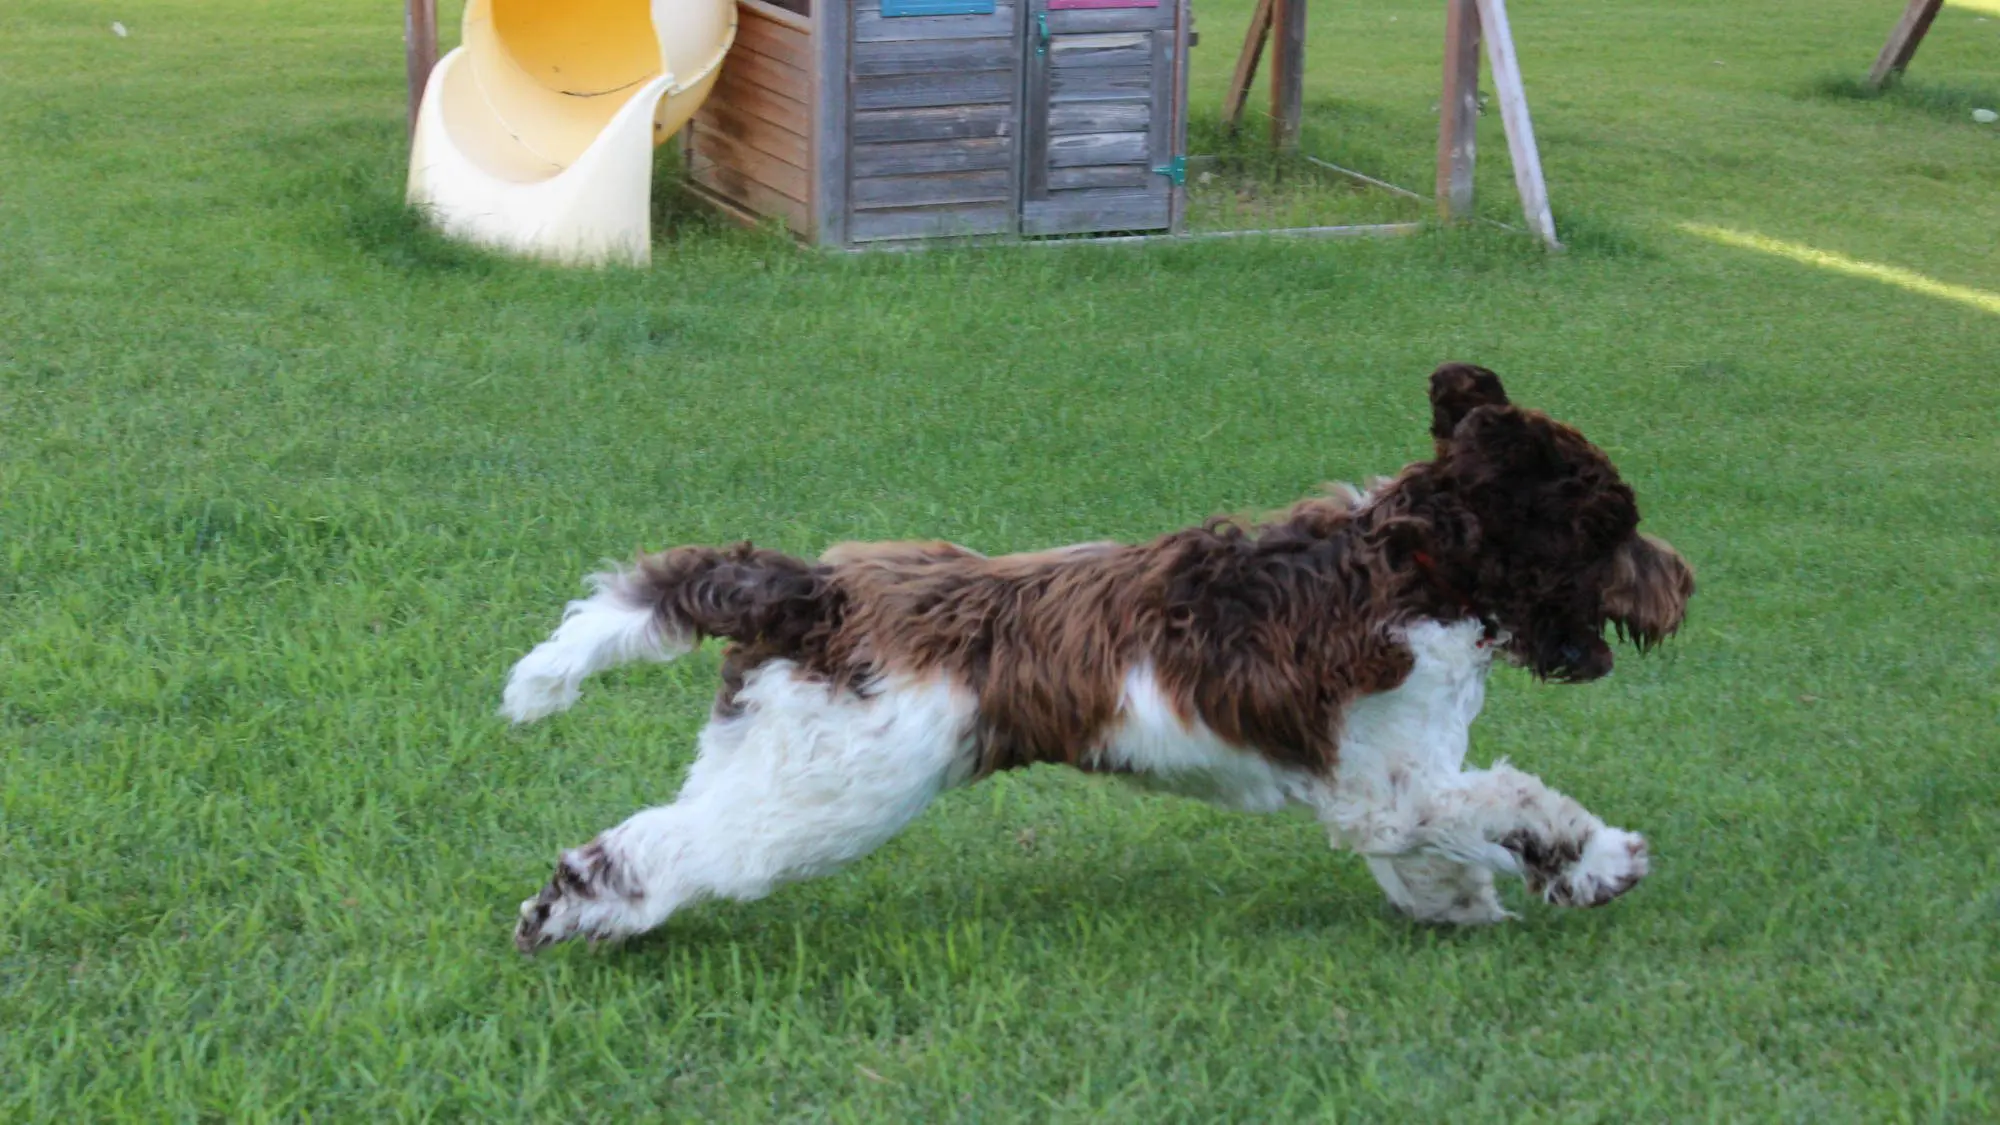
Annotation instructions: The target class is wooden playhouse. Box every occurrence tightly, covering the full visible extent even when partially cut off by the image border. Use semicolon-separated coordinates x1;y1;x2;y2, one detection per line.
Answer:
681;0;1193;248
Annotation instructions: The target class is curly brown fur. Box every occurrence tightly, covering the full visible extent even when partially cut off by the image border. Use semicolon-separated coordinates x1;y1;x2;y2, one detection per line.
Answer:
815;513;1427;775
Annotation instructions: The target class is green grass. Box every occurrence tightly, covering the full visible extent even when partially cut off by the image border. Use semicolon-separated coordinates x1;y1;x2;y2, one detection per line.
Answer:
4;0;2000;1119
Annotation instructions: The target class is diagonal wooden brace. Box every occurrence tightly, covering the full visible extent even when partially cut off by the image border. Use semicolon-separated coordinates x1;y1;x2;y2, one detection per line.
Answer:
1867;0;1944;89
1436;0;1558;247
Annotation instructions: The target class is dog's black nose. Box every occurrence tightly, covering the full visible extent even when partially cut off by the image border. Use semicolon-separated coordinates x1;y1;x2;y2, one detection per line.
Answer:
1538;635;1613;683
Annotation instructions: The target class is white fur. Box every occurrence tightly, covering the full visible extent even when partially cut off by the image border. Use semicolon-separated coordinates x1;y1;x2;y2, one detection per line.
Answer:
500;572;692;724
1319;619;1498;854
520;663;979;946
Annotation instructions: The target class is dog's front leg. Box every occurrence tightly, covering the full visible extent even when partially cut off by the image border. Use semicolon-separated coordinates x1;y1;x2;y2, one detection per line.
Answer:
1409;764;1650;908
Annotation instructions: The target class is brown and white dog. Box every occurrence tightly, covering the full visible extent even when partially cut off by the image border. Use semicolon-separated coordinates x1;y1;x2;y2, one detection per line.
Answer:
502;364;1694;952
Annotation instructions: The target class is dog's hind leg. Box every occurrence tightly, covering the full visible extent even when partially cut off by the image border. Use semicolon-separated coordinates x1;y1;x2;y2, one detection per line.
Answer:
513;663;978;953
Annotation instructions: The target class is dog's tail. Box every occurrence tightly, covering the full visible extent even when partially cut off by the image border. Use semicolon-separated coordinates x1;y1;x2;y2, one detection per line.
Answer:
500;543;828;724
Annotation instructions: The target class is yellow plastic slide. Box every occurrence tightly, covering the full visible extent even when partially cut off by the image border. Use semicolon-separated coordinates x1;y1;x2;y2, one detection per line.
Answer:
408;0;737;265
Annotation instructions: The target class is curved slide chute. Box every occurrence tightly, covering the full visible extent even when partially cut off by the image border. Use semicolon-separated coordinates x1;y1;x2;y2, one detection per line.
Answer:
408;0;737;265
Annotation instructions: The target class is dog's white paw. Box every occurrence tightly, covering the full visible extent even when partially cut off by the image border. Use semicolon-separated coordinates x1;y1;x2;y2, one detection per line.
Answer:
499;669;579;725
1544;827;1648;908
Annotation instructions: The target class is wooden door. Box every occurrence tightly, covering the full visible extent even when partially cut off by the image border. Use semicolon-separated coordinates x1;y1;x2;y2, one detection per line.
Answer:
843;0;1026;244
1020;0;1180;236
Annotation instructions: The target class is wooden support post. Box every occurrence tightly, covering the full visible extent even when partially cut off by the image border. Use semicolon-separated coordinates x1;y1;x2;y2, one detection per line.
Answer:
404;0;438;138
811;0;851;246
1269;0;1306;150
1867;0;1944;88
1436;0;1481;222
1170;0;1194;233
1222;0;1274;137
1472;0;1556;247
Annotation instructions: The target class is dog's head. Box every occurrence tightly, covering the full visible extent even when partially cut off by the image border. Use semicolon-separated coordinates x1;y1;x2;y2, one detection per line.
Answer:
1419;363;1694;682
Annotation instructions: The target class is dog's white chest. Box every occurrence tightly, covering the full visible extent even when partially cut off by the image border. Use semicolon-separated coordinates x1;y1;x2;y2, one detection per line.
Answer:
1335;618;1493;793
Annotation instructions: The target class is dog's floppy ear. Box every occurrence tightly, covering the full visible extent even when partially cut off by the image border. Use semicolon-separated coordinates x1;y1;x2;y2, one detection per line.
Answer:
1428;363;1511;454
1603;533;1695;650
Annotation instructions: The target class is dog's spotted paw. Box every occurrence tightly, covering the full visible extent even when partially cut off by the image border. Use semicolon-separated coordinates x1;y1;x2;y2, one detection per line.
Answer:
513;841;641;954
1542;827;1648;908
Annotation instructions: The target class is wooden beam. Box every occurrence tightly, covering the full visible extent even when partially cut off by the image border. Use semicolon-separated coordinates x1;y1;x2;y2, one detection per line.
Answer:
1269;0;1306;150
404;0;437;139
1436;0;1481;222
1473;0;1556;247
811;0;851;246
1307;155;1425;201
1867;0;1944;88
1169;0;1194;233
1221;0;1274;137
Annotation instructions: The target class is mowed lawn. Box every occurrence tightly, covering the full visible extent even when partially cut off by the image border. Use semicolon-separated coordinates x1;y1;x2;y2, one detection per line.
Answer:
4;0;1999;1119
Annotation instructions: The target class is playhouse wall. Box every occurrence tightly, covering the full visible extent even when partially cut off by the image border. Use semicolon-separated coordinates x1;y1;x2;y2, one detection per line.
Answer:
687;0;816;237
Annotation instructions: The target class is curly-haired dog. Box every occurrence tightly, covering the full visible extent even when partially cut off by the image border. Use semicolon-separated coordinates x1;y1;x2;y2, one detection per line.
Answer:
502;364;1694;952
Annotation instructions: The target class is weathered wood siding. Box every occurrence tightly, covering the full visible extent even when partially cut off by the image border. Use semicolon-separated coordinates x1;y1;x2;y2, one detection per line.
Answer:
1021;3;1174;236
689;0;815;236
845;0;1022;243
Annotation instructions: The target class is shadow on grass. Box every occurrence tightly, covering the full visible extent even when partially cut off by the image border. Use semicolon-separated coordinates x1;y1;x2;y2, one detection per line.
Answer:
1809;73;2000;125
558;841;1625;994
345;186;512;275
1548;208;1657;260
266;118;519;275
610;853;1399;970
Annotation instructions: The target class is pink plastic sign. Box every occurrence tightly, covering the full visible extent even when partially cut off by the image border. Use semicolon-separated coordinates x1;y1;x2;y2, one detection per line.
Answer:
1047;0;1159;9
